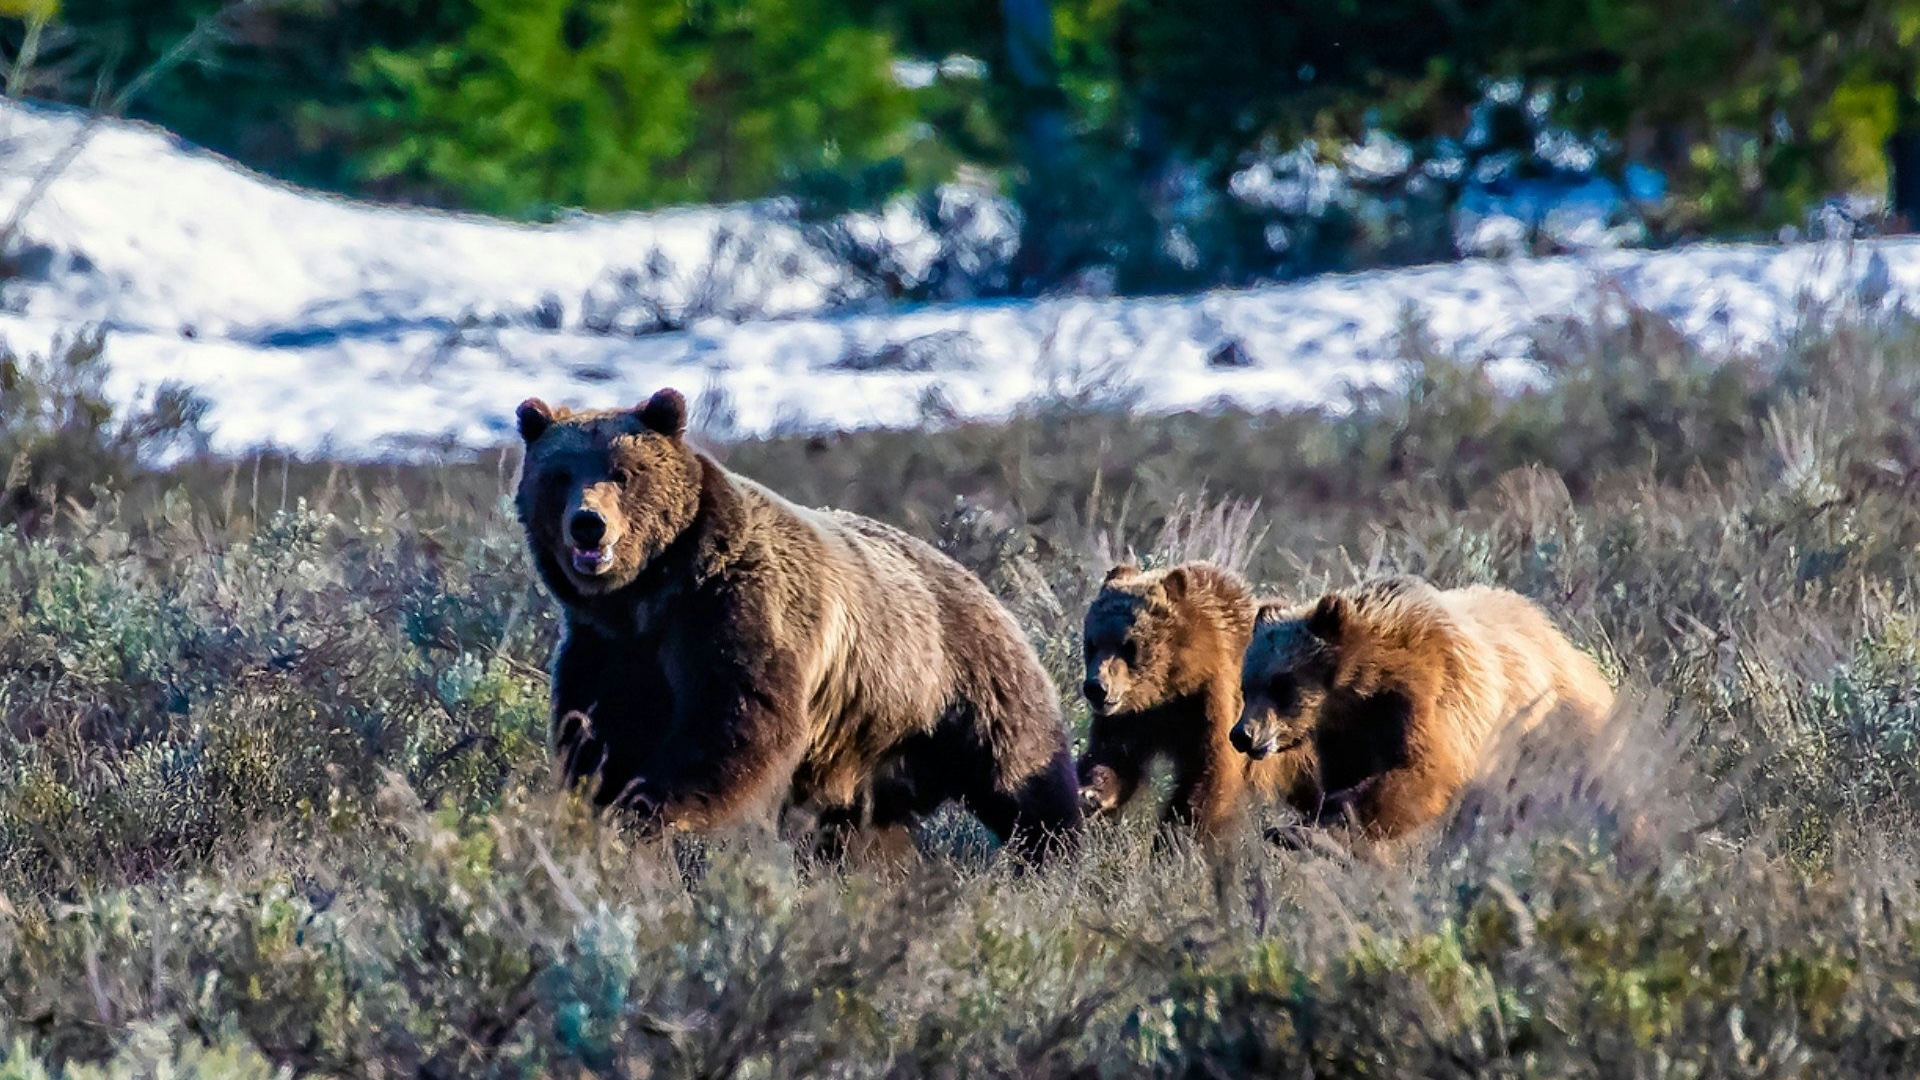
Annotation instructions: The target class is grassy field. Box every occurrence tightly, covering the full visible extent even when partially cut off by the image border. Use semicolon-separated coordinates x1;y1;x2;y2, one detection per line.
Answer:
3;305;1920;1077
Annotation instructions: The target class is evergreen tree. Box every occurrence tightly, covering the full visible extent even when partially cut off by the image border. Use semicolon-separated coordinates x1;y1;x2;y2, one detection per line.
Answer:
353;0;916;213
1;0;471;195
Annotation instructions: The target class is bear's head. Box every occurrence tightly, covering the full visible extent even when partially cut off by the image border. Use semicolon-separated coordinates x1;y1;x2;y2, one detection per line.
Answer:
1081;563;1217;717
1231;594;1345;758
514;388;700;598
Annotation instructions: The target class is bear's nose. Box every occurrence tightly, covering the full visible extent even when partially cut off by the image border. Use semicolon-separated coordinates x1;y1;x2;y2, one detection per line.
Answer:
1229;724;1254;754
1081;679;1107;707
569;509;607;548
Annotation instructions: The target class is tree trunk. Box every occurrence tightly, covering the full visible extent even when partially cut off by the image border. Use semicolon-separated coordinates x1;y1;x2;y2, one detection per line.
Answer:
1888;125;1920;233
1001;0;1071;290
1886;83;1920;232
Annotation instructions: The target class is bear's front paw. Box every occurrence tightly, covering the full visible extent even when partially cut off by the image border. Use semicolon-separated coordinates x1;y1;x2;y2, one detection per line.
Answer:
1265;821;1351;859
1079;765;1121;816
603;777;666;823
1317;776;1377;827
1264;822;1313;851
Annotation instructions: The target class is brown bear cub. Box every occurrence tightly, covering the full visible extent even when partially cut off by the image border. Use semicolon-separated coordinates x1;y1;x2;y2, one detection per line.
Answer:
1234;575;1614;842
1077;562;1320;840
515;389;1081;862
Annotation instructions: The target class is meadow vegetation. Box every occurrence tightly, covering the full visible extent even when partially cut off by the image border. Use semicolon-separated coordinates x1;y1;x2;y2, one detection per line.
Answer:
3;300;1920;1076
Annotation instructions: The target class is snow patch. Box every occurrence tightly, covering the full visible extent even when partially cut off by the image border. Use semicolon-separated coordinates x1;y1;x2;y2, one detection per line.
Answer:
1;97;1916;460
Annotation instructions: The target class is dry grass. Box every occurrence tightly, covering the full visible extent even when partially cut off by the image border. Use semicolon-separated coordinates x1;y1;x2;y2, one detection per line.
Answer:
2;302;1920;1076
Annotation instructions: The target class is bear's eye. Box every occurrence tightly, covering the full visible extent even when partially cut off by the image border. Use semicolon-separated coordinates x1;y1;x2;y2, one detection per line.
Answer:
609;464;637;485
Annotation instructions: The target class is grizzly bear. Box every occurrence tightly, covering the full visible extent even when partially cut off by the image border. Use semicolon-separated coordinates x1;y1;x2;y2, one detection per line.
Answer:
1232;575;1613;842
515;389;1081;861
1077;562;1321;839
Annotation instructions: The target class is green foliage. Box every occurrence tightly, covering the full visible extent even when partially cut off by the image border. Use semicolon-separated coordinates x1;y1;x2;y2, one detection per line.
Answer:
1548;0;1920;232
353;0;917;213
14;0;1920;271
0;1;472;196
13;0;1920;261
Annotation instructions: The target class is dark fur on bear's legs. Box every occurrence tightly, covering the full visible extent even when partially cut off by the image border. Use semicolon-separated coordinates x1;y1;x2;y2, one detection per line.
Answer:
819;717;1081;867
803;802;920;872
969;742;1083;863
548;624;679;810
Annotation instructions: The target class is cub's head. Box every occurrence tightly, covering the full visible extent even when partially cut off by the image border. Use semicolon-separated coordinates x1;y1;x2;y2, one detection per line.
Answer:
1231;594;1346;758
514;388;699;597
1080;563;1215;717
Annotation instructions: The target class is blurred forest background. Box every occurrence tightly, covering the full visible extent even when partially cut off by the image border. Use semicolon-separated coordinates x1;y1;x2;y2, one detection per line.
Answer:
4;0;1919;294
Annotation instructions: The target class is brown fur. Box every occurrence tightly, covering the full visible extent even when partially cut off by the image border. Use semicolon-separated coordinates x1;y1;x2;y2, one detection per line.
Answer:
1234;575;1614;841
1077;562;1321;839
515;390;1082;862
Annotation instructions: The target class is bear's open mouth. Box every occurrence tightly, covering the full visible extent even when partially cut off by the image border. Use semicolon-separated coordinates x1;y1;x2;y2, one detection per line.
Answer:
570;546;607;574
1242;731;1305;759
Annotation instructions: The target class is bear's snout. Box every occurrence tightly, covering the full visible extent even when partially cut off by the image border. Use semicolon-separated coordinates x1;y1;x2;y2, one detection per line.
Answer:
1229;721;1257;755
1231;719;1281;759
1081;678;1108;710
563;494;626;579
569;508;607;548
566;507;614;576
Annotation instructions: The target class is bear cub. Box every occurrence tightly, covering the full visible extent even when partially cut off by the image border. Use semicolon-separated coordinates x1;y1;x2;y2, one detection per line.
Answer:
1078;562;1320;839
1234;575;1614;841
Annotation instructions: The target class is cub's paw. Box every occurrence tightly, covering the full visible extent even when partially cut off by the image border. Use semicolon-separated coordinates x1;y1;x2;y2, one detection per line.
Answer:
1078;765;1122;816
1264;822;1314;852
1264;821;1353;860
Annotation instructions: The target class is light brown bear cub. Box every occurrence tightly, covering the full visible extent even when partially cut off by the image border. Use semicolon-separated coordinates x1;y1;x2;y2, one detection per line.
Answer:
1234;575;1613;841
1077;562;1320;839
515;389;1082;862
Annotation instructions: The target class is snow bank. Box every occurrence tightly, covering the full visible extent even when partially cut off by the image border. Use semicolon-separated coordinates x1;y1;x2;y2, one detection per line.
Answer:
1;97;1913;459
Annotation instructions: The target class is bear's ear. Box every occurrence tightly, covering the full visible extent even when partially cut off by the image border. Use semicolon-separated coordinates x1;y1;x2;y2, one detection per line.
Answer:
1103;563;1140;584
1305;593;1347;643
1158;566;1191;604
637;388;688;438
517;398;555;443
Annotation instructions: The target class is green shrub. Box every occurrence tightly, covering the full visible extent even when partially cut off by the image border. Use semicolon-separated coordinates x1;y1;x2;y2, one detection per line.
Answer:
0;334;208;533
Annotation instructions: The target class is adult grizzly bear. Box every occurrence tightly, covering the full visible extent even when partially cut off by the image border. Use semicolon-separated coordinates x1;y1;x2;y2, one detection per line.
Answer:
1078;562;1320;839
514;389;1081;861
1232;575;1613;841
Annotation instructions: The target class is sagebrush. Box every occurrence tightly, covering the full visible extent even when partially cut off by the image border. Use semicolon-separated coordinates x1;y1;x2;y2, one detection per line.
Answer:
3;304;1920;1076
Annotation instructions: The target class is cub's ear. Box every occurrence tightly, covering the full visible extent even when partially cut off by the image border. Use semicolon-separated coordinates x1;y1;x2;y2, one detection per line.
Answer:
1103;563;1140;584
1158;566;1191;604
1305;593;1347;643
637;388;688;438
517;398;555;443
